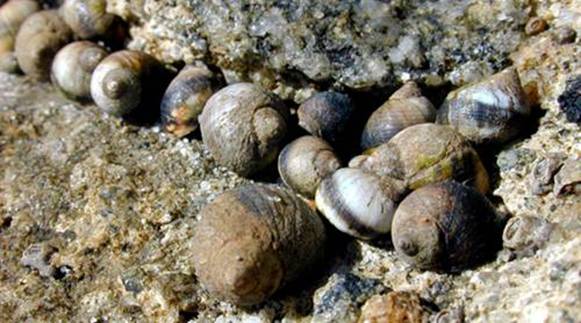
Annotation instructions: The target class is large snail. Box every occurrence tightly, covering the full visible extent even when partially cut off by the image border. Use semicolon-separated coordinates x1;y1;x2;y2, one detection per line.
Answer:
391;181;502;272
14;10;73;81
192;184;326;306
278;136;341;199
361;81;436;150
436;67;530;145
315;167;401;240
298;91;354;144
199;83;289;177
51;41;108;101
350;123;489;196
160;64;217;137
0;0;40;72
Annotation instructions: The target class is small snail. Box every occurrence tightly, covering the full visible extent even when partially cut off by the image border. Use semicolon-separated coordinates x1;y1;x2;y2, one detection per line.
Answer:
298;91;354;144
192;184;326;306
361;81;436;150
436;67;530;145
315;168;401;240
392;181;502;272
91;50;166;120
14;10;73;81
60;0;114;39
350;123;489;195
278;136;341;199
51;41;108;101
160;64;217;137
0;0;40;56
199;83;289;177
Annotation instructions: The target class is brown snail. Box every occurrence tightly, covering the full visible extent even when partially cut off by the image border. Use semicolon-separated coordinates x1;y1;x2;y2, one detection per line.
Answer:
0;0;40;72
14;10;73;81
350;123;490;196
315;167;401;240
90;50;166;120
160;64;217;137
278;136;341;199
51;41;108;101
436;67;530;145
392;181;502;272
199;83;289;177
60;0;114;39
298;91;354;144
192;184;326;306
361;81;436;150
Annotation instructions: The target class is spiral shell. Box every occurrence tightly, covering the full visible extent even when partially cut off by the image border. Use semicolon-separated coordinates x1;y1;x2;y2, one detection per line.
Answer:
392;181;502;272
160;64;216;137
51;41;108;101
436;67;530;145
60;0;114;39
278;136;341;199
91;50;165;120
192;184;326;305
361;81;436;150
0;0;40;55
14;10;73;81
350;123;489;196
315;168;400;240
298;91;354;144
199;83;289;177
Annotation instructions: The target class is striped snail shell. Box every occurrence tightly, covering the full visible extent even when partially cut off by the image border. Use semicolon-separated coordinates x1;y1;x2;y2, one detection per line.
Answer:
278;136;341;199
199;83;289;177
160;64;217;137
361;81;436;150
192;184;326;305
298;91;354;144
392;181;502;272
51;41;108;101
436;67;530;145
14;10;73;81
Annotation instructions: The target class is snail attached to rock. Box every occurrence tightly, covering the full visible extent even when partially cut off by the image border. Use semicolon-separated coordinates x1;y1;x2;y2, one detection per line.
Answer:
298;91;354;144
278;136;341;199
192;184;326;306
351;123;490;196
0;0;40;72
51;41;108;101
315;167;401;240
160;64;217;137
391;181;502;272
361;81;436;150
91;50;167;121
436;67;530;145
14;10;73;81
199;83;289;177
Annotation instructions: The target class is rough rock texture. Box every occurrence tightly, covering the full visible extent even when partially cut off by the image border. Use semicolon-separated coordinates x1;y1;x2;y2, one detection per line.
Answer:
0;0;580;322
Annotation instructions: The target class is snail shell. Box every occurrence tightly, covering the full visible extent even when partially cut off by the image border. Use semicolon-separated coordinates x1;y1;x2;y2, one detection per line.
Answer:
199;83;289;177
278;136;341;199
160;64;216;137
60;0;114;39
436;67;530;145
502;216;555;254
350;123;489;196
392;181;502;272
192;184;326;305
51;41;108;101
315;167;400;240
90;50;164;119
14;10;73;81
361;81;436;150
0;0;40;55
298;91;354;144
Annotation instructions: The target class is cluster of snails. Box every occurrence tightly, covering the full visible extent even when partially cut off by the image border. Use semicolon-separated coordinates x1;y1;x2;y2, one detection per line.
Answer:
1;0;533;307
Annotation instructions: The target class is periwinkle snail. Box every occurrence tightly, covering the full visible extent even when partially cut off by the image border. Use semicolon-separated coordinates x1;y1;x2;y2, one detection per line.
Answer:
160;64;217;137
192;184;326;306
14;10;73;81
392;181;502;272
315;168;401;240
298;91;354;144
0;0;40;72
350;123;490;196
199;83;289;177
436;67;530;145
60;0;115;39
361;81;436;150
278;136;341;199
51;41;108;101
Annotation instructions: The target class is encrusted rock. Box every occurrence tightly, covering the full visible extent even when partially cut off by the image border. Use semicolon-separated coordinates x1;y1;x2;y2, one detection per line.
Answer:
357;291;433;323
